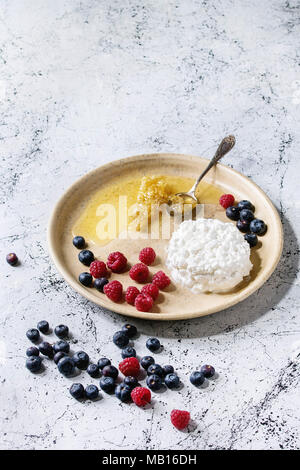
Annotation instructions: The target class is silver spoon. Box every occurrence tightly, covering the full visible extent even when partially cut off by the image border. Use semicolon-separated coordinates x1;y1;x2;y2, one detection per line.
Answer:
172;135;236;203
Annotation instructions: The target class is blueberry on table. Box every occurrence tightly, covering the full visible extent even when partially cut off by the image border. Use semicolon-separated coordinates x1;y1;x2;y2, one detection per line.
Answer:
190;371;205;386
69;383;85;400
236;219;250;233
225;206;240;221
102;365;118;379
39;341;54;358
244;233;258;247
6;253;18;266
87;363;100;378
250;219;267;235
122;323;137;338
37;320;49;334
57;356;75;377
53;340;70;354
146;374;163;391
26;346;39;357
113;331;129;348
115;383;132;402
97;357;111;370
121;347;136;359
54;351;67;364
163;365;174;376
124;376;139;389
85;384;99;400
79;272;93;287
141;356;155;370
54;324;69;338
94;277;109;292
201;364;215;378
147;364;164;378
78;250;94;266
73;351;89;370
26;328;40;343
165;373;180;389
237;200;255;212
72;236;85;249
26;356;42;373
99;376;115;393
239;209;254;222
146;337;161;352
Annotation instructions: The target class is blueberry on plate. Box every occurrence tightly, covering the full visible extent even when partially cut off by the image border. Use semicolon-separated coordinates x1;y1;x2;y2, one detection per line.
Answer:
54;351;67;364
69;383;85;400
57;356;75;377
113;331;129;348
225;206;240;221
201;364;215;378
250;219;267;235
26;356;42;373
53;340;70;354
99;376;115;393
147;364;164;378
87;363;100;378
146;374;163;391
39;341;54;358
165;373;180;389
236;219;250;233
37;320;49;334
146;337;161;352
85;384;99;400
26;346;39;357
97;357;111;370
54;324;69;338
78;250;94;266
102;365;118;379
73;351;89;370
26;328;40;343
115;383;132;402
190;371;205;386
244;233;258;247
239;209;254;223
124;376;138;389
72;236;85;249
141;356;155;370
94;277;109;292
79;272;93;287
121;346;136;359
163;365;174;376
122;323;137;338
237;200;255;212
6;252;18;266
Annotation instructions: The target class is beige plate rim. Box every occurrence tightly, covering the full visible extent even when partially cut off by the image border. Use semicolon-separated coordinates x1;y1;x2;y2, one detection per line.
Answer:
47;153;283;321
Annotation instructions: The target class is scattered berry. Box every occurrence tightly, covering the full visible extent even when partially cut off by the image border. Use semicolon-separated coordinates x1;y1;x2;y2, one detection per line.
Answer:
104;280;123;302
119;357;140;377
147;364;164;378
170;409;190;430
73;351;89;370
6;252;18;266
26;356;42;373
237;200;255;212
165;373;180;389
190;371;205;386
239;208;254;222
201;364;215;378
124;376;139;389
87;363;100;378
129;263;149;283
219;194;235;209
250;219;267;235
78;249;94;266
53;351;67;364
244;233;258;247
26;346;39;357
139;247;156;265
79;272;93;287
94;277;109;292
236;219;250;233
113;331;129;348
135;293;153;312
163;365;174;376
225;206;240;221
37;320;49;334
57;356;75;377
97;357;111;369
72;236;85;249
26;328;40;343
146;337;161;352
39;342;54;358
121;346;136;359
69;383;85;399
54;324;69;338
107;251;127;273
53;340;70;354
146;374;163;391
125;286;140;305
115;383;132;402
90;260;107;278
85;384;99;400
102;365;119;379
99;376;115;393
131;387;151;407
152;271;170;290
122;323;137;338
141;283;159;300
141;356;155;370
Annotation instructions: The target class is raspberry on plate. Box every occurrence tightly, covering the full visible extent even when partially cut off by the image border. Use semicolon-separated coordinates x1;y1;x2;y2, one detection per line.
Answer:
125;286;140;305
141;283;159;300
134;293;153;312
139;247;156;265
107;251;127;273
131;387;151;407
219;194;235;209
170;409;190;430
89;260;107;278
152;270;170;290
129;263;149;283
103;280;123;302
119;357;140;377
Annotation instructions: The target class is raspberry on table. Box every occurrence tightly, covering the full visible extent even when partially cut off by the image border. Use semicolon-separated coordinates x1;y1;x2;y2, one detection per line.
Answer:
219;194;235;209
89;260;107;278
139;247;156;265
103;280;123;302
107;251;127;273
141;283;159;300
134;293;153;312
129;263;149;283
170;409;190;430
125;286;140;305
131;387;151;407
119;357;140;377
152;271;170;290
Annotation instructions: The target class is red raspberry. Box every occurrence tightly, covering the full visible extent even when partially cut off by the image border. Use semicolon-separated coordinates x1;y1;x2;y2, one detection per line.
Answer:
139;247;156;265
89;260;107;278
129;263;149;283
134;293;153;312
219;194;235;209
141;283;159;300
107;251;127;273
119;357;140;377
103;280;123;302
152;270;170;290
131;387;151;407
125;286;140;305
170;409;190;430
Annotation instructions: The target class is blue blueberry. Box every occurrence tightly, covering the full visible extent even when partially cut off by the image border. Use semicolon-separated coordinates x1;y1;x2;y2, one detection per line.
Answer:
201;364;215;378
250;219;267;235
225;206;240;221
146;337;161;352
190;371;205;386
69;383;85;399
122;323;137;338
236;219;250;233
54;351;67;364
146;374;163;391
239;209;254;222
124;376;138;389
115;383;132;402
97;357;111;369
102;365;118;379
87;363;100;378
99;376;115;393
79;272;93;287
165;373;180;389
72;236;85;249
54;324;69;338
78;250;94;266
121;347;136;359
73;351;89;370
57;356;75;377
244;233;258;247
39;341;54;358
113;331;129;348
94;277;109;292
26;328;40;343
141;356;155;370
85;384;99;400
53;340;70;354
26;356;42;373
147;364;164;378
26;346;39;357
237;200;255;212
37;320;49;334
163;365;174;376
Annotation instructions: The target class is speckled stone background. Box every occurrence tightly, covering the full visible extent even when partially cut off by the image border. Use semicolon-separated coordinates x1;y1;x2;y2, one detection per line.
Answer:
1;0;300;450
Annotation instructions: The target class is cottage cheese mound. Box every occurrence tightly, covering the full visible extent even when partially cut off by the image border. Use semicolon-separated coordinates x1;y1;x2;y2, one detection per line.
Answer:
166;218;252;293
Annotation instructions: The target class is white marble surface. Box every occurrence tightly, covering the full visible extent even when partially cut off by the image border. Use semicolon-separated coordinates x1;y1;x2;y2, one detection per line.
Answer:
1;0;300;450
